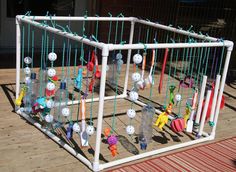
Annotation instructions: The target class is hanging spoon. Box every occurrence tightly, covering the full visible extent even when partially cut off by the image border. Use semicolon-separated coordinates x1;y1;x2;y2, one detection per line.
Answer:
145;49;155;88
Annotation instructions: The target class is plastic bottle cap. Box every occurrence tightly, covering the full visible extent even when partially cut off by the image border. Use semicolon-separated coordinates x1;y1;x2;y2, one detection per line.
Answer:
60;82;66;89
30;73;36;79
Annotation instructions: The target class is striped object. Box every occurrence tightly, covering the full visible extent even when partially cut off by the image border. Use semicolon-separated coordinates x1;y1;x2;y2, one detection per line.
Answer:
109;137;236;172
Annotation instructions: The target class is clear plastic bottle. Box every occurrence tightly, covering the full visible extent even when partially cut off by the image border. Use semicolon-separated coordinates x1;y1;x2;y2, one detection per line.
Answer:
53;82;68;126
139;104;155;149
38;67;47;97
23;72;39;114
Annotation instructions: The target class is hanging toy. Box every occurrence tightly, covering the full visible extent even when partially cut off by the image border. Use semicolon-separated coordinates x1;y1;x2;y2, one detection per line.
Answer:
45;114;54;123
94;53;101;79
132;72;141;82
171;116;185;133
129;91;139;102
169;85;176;105
75;66;83;89
80;98;89;147
145;49;155;88
86;125;95;136
87;51;95;72
175;93;182;105
32;97;47;114
139;104;155;150
183;104;191;128
48;52;57;62
127;109;136;119
186;88;198;133
24;67;31;75
73;123;81;133
15;86;27;106
62;107;70;117
46;82;56;97
154;104;172;131
158;48;169;93
46;99;54;109
66;123;73;140
103;128;118;157
24;56;32;65
133;53;143;64
116;53;124;74
136;52;146;90
126;125;135;135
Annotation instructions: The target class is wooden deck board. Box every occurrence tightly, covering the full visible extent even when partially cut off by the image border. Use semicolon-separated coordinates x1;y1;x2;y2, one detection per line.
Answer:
0;66;235;172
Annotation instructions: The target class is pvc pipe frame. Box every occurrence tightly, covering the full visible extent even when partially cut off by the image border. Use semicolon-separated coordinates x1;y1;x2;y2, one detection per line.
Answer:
15;16;234;171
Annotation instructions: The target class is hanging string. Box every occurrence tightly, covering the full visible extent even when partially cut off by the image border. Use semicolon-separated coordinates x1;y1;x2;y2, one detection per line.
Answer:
39;33;44;97
149;35;158;100
137;25;142;54
107;13;112;43
164;39;174;106
27;23;31;57
31;29;34;69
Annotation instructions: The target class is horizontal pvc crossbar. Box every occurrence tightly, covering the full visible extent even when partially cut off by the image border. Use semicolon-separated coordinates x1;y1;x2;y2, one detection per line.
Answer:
17;15;135;22
16;16;105;49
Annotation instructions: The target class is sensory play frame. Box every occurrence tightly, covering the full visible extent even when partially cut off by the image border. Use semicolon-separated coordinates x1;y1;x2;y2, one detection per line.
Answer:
15;13;234;172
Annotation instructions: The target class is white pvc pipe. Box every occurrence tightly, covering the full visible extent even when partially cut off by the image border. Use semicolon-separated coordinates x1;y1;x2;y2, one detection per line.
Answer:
100;135;213;171
123;21;135;96
209;75;221;124
136;19;218;42
17;17;104;50
66;94;126;106
195;75;208;124
17;15;135;22
15;18;21;100
197;90;212;137
211;47;234;137
16;109;93;169
109;42;227;51
93;46;109;171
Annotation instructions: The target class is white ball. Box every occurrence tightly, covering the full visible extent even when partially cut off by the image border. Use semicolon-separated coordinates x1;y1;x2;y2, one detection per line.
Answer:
126;125;135;135
25;76;31;84
132;72;141;82
24;67;31;75
175;94;182;102
47;68;56;77
129;91;139;102
136;80;145;89
62;107;70;117
73;123;80;133
24;56;32;64
46;99;54;108
45;114;53;123
116;53;123;60
46;82;55;91
86;125;95;135
48;52;57;61
127;109;136;118
133;54;143;64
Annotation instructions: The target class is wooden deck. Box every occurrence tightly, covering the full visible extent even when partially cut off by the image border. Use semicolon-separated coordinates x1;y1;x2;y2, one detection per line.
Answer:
0;67;235;172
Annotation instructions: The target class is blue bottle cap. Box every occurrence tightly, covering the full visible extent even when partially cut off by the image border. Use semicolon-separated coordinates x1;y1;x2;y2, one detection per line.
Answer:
60;82;66;89
30;72;36;79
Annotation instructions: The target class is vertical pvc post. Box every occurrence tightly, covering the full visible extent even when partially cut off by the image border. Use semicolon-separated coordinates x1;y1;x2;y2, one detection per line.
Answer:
195;75;207;124
123;20;135;96
93;45;109;172
197;89;211;137
211;44;234;138
16;17;21;101
209;75;221;125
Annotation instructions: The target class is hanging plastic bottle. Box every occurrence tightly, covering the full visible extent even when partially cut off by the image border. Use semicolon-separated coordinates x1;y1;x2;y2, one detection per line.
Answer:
53;82;68;126
23;72;39;114
38;67;48;97
139;104;155;150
